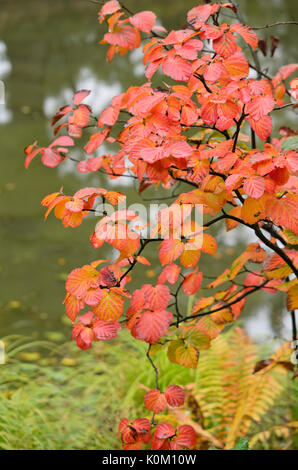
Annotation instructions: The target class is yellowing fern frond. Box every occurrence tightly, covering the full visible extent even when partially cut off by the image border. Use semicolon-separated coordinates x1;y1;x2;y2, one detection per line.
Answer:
249;422;298;449
183;328;293;449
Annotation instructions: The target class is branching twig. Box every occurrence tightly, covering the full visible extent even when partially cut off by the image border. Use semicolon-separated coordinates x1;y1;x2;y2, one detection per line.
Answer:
232;107;247;152
193;73;212;93
252;21;298;30
253;225;298;278
272;103;296;112
175;281;268;325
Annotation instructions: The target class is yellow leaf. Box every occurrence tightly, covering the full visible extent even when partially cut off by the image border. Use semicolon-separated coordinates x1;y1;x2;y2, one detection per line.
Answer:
167;339;199;369
225;205;242;231
241;196;263;224
287;283;298;310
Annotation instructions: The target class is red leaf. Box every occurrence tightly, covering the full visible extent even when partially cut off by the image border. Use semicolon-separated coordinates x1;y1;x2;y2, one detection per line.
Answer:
84;130;109;154
93;320;121;340
134;310;173;344
73;90;90;106
144;389;167;413
99;1;121;20
230;23;258;50
129;11;156;33
76;327;94;350
103;25;141;50
246;95;275;121
273;63;298;86
98;105;120;126
65;198;84;213
249;115;272;141
182;271;202;295
269;166;290;186
118;417;151;446
157;264;181;285
50;136;75;148
132;418;151;434
100;266;118;287
63;293;84;321
72;104;90;127
41;148;63;168
203;62;224;82
165;385;185;407
162;51;192;81
77;156;103;173
213;31;237;58
84;288;103;306
141;284;171;310
66;265;100;299
187;4;213;26
154;422;176;440
175;424;196;449
243;176;265;199
224;51;249;79
77;311;94;325
159;238;184;266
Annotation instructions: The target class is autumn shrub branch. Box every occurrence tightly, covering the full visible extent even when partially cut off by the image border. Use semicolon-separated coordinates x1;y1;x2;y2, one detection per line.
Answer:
24;0;298;450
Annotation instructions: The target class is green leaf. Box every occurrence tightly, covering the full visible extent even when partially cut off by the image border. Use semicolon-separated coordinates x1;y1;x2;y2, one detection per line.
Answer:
207;131;226;142
188;129;205;142
149;342;167;355
281;136;298;151
233;437;249;450
167;339;199;369
183;326;210;349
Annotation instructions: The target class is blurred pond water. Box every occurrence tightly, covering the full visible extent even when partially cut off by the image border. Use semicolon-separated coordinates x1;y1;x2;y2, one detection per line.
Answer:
0;0;297;342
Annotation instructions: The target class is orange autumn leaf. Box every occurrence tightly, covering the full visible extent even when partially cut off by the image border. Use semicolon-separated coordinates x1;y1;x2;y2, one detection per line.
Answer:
159;238;184;266
182;271;202;295
66;264;100;299
93;288;125;321
241;196;264;224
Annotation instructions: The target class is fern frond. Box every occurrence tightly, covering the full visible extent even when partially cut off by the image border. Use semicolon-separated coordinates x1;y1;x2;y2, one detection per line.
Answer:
185;327;292;449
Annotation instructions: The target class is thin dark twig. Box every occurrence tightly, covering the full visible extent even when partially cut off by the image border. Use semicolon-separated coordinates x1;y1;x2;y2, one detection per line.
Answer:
221;210;298;276
252;21;298;30
193;73;212;93
204;214;226;228
172;282;183;326
253;225;298;278
147;345;159;390
118;240;149;284
232;107;247;152
272;103;295;112
248;63;272;80
175;281;268;325
290;311;298;352
184;123;230;140
168;168;198;188
261;223;287;246
251;128;256;149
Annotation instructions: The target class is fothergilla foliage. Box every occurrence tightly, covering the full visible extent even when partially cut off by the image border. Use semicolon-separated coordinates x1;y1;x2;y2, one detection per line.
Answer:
25;1;298;450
